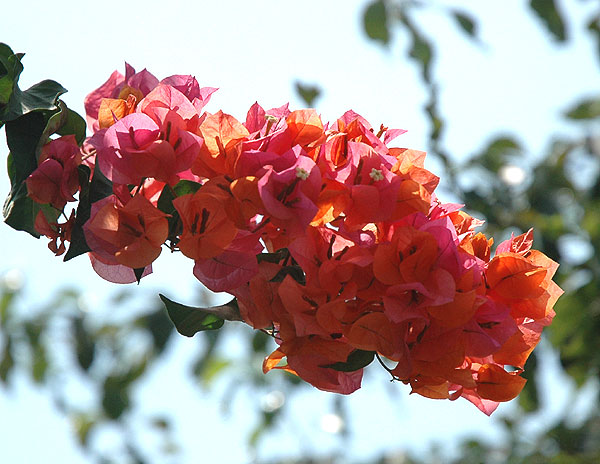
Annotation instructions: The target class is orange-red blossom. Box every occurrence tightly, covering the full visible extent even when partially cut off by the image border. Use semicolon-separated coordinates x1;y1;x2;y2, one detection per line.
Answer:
84;194;168;269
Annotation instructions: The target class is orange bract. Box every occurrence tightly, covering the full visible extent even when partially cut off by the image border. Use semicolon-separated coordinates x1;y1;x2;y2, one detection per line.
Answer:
285;109;324;147
98;95;137;129
487;253;547;300
373;227;438;286
476;364;527;402
173;178;238;260
191;111;249;177
87;194;168;269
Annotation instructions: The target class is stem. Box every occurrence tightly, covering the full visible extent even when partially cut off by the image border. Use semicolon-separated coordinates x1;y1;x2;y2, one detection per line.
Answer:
375;353;400;382
259;327;281;341
81;149;97;161
201;301;243;322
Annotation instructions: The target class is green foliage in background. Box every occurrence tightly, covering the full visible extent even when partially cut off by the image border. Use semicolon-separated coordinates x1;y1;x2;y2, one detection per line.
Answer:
1;0;600;463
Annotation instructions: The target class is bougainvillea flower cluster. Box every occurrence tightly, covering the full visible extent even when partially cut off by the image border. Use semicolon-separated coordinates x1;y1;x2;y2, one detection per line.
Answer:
25;65;563;415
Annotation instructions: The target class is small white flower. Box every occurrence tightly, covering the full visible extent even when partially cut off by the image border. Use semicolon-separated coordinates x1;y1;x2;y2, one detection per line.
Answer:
369;167;384;182
295;167;310;180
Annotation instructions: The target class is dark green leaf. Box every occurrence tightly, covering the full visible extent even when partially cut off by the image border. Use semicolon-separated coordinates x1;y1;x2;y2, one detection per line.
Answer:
173;179;202;196
295;82;321;107
471;136;522;174
529;0;567;42
160;294;231;337
518;351;540;412
101;361;146;420
56;106;87;145
587;15;600;66
408;32;433;83
63;222;90;261
192;330;221;378
270;265;305;285
137;308;174;353
64;167;93;260
157;180;201;215
0;43;67;135
363;0;390;45
0;336;14;383
0;43;24;121
102;375;131;420
157;183;176;215
451;10;478;40
323;349;375;372
3;179;41;237
252;330;270;353
564;97;600;120
89;164;113;204
5;111;46;184
2;111;50;236
257;248;289;264
133;267;145;284
64;164;113;261
425;89;443;142
401;15;434;84
7;79;67;122
72;316;95;371
32;344;48;384
157;180;200;243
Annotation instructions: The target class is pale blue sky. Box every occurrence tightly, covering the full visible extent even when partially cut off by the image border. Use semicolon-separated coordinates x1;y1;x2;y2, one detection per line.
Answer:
1;0;599;462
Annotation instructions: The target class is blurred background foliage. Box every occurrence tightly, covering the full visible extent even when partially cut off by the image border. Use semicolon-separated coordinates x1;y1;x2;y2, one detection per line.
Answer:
2;0;600;463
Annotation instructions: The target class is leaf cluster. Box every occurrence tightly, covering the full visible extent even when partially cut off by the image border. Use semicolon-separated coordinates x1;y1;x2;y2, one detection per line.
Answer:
1;43;86;238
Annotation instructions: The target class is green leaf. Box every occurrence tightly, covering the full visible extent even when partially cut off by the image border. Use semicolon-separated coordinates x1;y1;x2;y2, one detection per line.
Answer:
133;267;145;284
257;248;289;264
136;308;174;354
408;31;433;83
564;97;600;120
295;82;321;107
5;111;46;184
3;179;41;237
451;10;478;40
56;106;87;145
200;357;232;387
157;183;176;215
72;315;95;372
157;180;201;243
472;136;522;174
270;265;305;285
529;0;567;42
0;43;67;141
0;287;16;325
400;15;434;84
363;0;390;45
64;164;113;261
518;351;540;412
102;375;131;420
425;89;443;142
2;109;62;236
157;180;201;215
7;79;67;122
587;15;600;66
0;43;24;116
63;222;90;261
323;349;375;372
73;414;96;447
173;179;202;196
63;166;93;260
160;294;243;337
101;361;147;420
0;336;14;383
